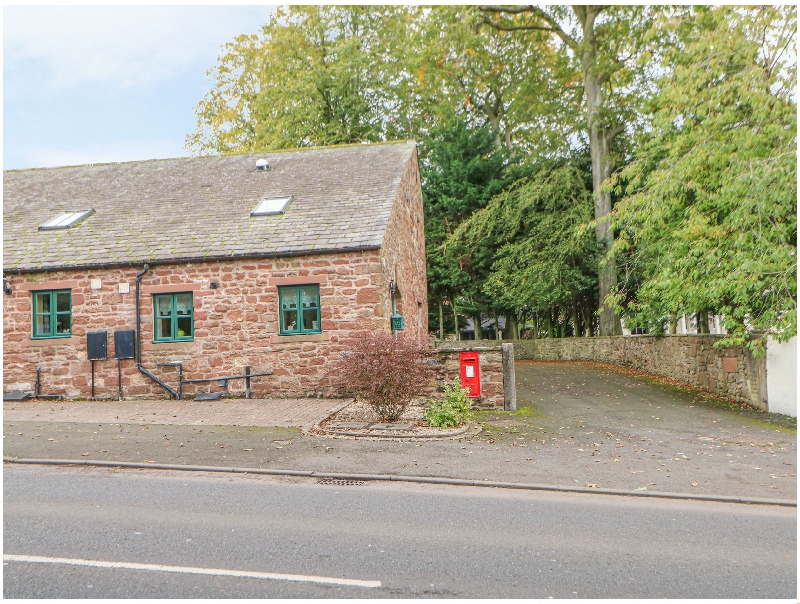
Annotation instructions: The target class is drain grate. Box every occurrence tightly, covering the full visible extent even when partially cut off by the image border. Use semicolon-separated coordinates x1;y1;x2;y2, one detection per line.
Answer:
317;478;365;486
721;435;775;446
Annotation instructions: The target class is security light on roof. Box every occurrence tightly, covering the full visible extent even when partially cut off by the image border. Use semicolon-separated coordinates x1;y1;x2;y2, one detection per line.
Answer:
39;209;94;230
251;195;293;216
255;159;270;171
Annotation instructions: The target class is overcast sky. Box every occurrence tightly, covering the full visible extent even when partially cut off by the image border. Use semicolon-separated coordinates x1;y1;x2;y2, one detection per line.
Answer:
4;5;275;170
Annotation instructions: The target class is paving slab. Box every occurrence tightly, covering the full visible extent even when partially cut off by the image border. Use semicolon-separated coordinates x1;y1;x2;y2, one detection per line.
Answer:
3;362;796;500
3;398;347;428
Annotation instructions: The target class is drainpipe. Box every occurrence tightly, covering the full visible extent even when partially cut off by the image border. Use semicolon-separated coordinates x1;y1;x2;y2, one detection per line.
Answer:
134;264;179;398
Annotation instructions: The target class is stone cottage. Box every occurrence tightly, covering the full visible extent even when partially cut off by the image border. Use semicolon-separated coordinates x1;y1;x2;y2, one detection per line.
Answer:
3;142;427;399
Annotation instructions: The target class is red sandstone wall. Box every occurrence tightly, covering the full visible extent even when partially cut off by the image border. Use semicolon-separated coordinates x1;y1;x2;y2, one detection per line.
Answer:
3;251;395;399
511;335;767;410
379;147;429;343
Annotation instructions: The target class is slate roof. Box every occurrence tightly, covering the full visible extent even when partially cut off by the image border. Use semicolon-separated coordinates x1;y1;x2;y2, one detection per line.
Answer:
3;142;417;271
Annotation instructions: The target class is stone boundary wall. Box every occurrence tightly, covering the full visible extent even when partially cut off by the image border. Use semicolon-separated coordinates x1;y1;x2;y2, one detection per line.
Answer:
507;335;766;410
430;342;504;409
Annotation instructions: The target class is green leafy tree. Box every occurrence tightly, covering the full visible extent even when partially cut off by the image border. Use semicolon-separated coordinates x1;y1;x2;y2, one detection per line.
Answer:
418;6;561;154
421;118;512;339
187;5;423;154
480;5;659;335
454;159;601;338
611;6;797;352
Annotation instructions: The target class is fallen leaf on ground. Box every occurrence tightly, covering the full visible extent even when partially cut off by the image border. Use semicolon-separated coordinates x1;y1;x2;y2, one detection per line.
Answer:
587;483;599;488
81;452;89;456
691;482;699;487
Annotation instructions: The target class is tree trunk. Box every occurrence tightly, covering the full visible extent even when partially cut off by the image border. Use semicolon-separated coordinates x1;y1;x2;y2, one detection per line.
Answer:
452;298;460;341
473;314;483;340
668;315;677;335
483;100;503;150
494;312;500;340
571;303;579;337
438;299;444;340
544;312;552;339
580;303;592;337
697;310;709;334
574;6;623;337
507;312;518;340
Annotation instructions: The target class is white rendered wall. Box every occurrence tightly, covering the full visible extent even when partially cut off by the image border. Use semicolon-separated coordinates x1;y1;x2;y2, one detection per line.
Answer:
766;336;797;417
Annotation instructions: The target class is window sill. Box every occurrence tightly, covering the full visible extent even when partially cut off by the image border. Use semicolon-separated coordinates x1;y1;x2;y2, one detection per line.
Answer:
24;336;78;347
271;333;328;344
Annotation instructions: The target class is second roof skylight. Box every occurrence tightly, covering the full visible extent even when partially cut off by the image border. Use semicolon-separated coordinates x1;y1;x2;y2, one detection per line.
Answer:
251;195;293;216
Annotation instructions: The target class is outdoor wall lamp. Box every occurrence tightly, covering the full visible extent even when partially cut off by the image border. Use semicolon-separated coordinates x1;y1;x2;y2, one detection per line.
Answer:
389;279;404;332
210;281;219;289
3;277;12;295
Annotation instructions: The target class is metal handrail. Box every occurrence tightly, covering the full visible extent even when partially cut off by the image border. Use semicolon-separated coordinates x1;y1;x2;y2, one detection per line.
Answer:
155;363;272;399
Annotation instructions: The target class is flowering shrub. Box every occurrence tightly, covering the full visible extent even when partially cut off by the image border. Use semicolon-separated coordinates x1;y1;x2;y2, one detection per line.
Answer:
332;331;434;422
424;377;473;428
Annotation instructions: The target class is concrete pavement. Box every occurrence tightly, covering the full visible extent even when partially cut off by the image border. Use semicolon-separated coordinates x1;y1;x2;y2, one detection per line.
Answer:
4;361;796;501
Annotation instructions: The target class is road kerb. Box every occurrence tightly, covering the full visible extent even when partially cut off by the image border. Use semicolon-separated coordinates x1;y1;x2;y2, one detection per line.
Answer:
4;456;795;507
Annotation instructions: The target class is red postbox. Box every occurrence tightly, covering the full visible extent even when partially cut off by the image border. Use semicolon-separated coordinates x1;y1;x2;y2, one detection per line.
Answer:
459;351;481;397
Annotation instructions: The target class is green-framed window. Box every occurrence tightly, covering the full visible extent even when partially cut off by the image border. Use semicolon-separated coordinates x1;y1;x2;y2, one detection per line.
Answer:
153;293;194;342
279;285;321;335
32;290;72;339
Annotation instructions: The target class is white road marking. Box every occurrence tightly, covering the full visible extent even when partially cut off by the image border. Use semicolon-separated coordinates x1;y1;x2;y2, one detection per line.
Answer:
3;554;381;588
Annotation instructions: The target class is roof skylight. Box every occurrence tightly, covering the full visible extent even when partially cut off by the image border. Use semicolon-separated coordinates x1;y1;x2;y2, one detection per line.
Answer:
39;209;95;231
251;195;293;216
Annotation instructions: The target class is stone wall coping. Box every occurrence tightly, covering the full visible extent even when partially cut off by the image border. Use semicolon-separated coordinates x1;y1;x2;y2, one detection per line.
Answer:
515;334;729;340
434;343;503;352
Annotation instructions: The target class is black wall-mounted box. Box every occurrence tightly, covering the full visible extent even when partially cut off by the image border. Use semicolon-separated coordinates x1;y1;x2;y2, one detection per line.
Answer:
114;330;136;360
87;331;108;361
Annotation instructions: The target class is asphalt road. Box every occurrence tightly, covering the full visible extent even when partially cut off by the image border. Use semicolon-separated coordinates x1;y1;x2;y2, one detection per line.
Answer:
4;464;796;598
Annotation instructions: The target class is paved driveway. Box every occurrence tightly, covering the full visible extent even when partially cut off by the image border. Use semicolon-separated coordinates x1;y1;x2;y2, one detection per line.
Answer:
470;361;796;498
3;398;347;428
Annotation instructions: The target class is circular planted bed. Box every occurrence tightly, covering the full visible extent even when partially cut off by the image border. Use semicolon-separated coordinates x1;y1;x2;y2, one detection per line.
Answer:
310;400;481;440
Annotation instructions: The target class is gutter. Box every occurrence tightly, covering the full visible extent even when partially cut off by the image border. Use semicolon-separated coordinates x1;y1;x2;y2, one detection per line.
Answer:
2;245;382;275
3;458;795;508
134;264;178;399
